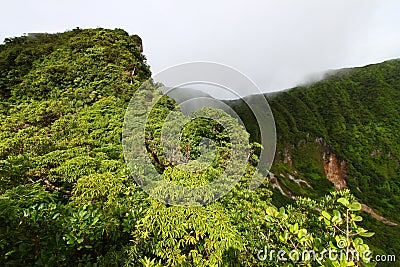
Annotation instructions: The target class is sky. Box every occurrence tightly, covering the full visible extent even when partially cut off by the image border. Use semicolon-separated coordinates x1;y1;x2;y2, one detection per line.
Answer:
1;0;400;95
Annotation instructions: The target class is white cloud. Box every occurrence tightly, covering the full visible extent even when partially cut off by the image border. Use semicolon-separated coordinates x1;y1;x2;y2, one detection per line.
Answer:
1;0;399;95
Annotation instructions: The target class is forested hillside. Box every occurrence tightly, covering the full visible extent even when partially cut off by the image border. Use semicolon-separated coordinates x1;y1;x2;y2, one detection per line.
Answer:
0;28;393;266
229;59;400;258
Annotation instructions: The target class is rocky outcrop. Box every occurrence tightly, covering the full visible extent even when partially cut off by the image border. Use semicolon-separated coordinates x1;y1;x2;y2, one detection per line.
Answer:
131;34;143;52
283;147;294;168
323;153;348;190
279;173;312;188
287;174;313;188
268;172;296;199
275;138;397;226
315;138;397;226
315;137;348;190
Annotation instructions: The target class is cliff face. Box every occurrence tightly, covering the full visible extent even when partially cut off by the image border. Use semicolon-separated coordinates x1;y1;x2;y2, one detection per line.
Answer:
315;137;348;191
131;34;143;52
321;152;397;226
323;153;347;190
272;141;397;226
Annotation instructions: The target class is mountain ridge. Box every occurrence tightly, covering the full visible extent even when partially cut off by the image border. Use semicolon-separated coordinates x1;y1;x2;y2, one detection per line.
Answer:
228;58;400;256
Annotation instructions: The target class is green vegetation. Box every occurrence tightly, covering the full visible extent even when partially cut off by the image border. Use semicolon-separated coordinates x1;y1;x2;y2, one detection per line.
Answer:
229;60;400;260
0;28;395;266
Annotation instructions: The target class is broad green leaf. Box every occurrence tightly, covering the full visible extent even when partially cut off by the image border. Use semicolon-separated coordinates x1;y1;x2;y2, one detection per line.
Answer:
359;231;375;237
321;210;331;220
337;198;350;207
348;202;362;211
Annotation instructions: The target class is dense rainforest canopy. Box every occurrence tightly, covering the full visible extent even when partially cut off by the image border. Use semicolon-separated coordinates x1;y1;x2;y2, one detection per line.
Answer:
0;28;397;266
228;59;400;259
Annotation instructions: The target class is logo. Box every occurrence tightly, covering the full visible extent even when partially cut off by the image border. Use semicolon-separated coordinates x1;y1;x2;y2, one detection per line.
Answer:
122;62;276;206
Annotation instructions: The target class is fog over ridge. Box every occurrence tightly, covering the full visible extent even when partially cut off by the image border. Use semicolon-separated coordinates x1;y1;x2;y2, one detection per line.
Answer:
1;0;400;97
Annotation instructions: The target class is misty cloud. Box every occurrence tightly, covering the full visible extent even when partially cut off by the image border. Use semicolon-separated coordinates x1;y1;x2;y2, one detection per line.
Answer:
1;0;400;97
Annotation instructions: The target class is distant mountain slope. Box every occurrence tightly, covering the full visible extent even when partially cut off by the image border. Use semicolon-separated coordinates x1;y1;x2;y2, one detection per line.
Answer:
228;59;400;255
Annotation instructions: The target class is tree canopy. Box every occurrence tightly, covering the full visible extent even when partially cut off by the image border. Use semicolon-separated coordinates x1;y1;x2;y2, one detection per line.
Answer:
0;28;390;266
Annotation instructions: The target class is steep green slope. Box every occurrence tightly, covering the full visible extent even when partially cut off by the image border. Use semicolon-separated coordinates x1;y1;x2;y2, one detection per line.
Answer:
0;28;155;265
0;28;389;266
1;29;277;266
229;59;400;257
